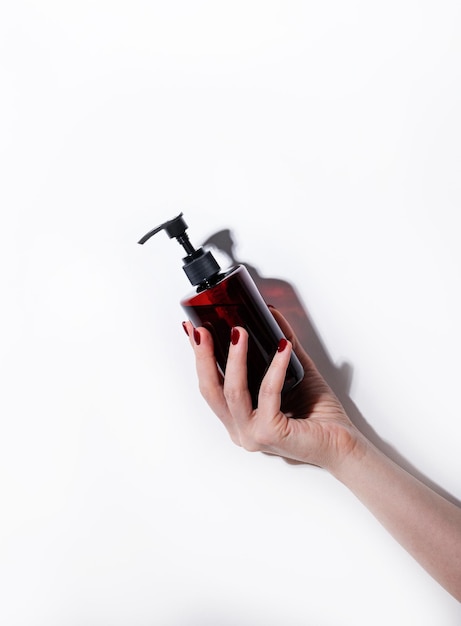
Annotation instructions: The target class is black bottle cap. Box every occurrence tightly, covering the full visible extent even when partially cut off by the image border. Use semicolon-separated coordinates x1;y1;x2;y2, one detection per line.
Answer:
138;213;221;286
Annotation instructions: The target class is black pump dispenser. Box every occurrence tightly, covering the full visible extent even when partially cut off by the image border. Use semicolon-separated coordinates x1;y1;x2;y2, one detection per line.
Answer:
138;213;221;287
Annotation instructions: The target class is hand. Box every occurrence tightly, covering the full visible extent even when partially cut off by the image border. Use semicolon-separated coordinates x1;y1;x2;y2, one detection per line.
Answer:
183;308;367;472
185;310;461;602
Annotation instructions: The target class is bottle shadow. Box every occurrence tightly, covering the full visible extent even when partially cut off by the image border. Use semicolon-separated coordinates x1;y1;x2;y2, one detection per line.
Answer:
202;228;461;507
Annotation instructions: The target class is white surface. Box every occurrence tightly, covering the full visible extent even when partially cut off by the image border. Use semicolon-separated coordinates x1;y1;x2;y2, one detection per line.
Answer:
1;1;460;624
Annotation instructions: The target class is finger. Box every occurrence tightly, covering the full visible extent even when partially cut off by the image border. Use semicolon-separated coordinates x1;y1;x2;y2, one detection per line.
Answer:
268;307;322;378
222;326;253;423
257;337;293;416
268;307;302;354
182;320;197;348
183;322;246;445
183;323;232;428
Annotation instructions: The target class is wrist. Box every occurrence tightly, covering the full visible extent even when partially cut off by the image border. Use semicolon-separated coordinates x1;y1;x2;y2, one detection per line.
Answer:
326;425;372;479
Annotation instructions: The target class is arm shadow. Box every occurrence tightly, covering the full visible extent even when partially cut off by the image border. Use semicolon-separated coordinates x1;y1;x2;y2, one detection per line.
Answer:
201;228;461;508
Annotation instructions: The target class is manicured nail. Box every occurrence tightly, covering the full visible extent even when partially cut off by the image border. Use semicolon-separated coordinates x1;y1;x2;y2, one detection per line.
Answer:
277;338;288;352
231;327;240;345
193;328;201;346
182;321;189;336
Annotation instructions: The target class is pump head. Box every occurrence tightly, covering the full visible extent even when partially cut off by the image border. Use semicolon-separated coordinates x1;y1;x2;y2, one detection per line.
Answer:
138;213;221;286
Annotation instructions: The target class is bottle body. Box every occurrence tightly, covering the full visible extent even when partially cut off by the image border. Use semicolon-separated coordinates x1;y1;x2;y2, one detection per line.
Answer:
181;264;304;408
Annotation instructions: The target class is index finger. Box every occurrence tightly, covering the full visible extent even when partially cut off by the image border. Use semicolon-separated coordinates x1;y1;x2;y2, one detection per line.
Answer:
183;322;235;434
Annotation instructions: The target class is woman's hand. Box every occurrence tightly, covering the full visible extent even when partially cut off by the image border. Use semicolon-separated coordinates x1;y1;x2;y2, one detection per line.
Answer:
183;308;367;473
183;308;461;601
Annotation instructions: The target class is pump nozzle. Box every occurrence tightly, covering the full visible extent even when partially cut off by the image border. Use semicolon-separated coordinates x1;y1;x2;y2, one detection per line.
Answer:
138;213;221;287
138;213;190;245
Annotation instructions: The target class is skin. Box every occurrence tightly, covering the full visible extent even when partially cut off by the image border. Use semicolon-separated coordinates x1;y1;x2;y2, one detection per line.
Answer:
183;309;461;602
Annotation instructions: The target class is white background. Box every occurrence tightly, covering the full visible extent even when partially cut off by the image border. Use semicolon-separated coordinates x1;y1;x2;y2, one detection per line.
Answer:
1;1;461;624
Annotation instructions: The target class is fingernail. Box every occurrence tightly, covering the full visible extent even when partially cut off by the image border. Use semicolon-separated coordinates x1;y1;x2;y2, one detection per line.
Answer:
193;328;201;346
231;327;240;345
277;338;288;352
182;321;189;336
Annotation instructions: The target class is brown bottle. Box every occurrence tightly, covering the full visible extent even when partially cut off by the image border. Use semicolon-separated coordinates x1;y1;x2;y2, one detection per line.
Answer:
139;214;304;408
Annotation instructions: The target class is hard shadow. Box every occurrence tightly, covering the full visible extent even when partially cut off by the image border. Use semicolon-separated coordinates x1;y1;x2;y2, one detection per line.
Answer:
202;228;461;507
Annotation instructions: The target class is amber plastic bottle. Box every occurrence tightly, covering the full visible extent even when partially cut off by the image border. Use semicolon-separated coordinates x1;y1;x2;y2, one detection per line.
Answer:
139;214;304;408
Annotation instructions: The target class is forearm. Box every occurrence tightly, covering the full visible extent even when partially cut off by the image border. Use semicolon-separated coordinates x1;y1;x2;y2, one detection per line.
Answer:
331;437;461;601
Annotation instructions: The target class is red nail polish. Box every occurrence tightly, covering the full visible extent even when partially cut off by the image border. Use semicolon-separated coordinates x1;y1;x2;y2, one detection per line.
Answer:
277;338;288;352
182;321;189;336
231;327;240;345
193;328;201;345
